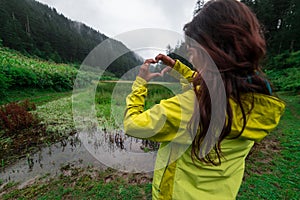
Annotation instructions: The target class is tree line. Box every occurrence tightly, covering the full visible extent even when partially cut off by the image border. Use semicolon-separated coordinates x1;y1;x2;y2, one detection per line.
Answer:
0;0;142;77
193;0;299;55
167;0;299;91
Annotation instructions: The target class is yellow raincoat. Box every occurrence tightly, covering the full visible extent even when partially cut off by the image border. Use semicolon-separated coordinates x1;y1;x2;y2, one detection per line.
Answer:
124;60;285;200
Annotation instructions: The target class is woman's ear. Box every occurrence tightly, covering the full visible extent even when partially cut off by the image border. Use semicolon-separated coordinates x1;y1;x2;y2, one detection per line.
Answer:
188;47;197;65
188;53;193;64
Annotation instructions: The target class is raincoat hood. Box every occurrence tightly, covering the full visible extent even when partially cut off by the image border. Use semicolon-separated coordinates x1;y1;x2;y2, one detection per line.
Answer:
230;93;285;141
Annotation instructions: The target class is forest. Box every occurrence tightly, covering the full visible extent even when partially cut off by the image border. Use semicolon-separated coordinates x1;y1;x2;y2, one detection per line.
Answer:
0;0;142;77
170;0;300;92
193;0;300;54
243;0;299;91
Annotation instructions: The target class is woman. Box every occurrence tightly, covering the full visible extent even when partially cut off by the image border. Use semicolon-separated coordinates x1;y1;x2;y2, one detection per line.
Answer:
124;0;285;199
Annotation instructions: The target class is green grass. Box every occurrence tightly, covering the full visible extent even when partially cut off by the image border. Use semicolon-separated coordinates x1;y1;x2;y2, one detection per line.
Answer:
238;92;300;200
0;46;78;91
0;46;116;98
1;82;299;199
1;166;152;200
0;88;72;106
95;81;180;126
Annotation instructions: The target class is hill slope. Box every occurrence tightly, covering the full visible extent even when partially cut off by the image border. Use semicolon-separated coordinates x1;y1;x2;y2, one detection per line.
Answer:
0;0;142;77
0;46;118;98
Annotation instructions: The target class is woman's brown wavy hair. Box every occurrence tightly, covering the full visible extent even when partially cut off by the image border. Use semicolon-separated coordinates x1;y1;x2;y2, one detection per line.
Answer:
184;0;271;165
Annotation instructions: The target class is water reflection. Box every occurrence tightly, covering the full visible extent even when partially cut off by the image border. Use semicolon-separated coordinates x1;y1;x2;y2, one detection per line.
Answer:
101;127;159;153
80;127;157;173
0;128;157;184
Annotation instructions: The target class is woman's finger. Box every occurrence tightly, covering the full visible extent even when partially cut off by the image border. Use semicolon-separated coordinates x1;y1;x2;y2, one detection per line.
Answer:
155;54;165;62
149;72;162;79
155;54;175;67
160;66;172;76
144;59;156;64
140;62;150;71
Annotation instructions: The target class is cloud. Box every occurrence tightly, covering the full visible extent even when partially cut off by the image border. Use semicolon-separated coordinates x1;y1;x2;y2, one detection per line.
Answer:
36;0;198;58
37;0;196;36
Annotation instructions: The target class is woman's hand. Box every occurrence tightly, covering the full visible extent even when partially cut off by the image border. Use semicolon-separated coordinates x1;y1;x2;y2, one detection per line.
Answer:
138;59;162;82
155;54;176;67
155;54;176;76
137;55;176;82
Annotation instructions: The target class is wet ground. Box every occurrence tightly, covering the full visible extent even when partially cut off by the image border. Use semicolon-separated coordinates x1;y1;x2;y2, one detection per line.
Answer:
0;129;158;185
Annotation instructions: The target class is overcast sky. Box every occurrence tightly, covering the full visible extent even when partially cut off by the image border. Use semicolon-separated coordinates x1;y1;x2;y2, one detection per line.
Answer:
36;0;198;58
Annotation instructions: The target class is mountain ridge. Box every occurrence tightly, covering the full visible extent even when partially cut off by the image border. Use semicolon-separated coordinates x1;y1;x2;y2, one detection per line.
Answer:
0;0;142;77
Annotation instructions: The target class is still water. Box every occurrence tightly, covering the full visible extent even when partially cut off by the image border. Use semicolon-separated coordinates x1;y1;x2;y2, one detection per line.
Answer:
0;128;158;185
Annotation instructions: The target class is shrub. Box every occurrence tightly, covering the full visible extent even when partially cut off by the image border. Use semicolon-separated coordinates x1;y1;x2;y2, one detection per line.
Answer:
0;100;48;163
2;65;38;88
266;67;300;92
0;71;11;96
0;100;39;137
265;51;300;92
266;50;300;69
19;99;37;111
0;47;102;92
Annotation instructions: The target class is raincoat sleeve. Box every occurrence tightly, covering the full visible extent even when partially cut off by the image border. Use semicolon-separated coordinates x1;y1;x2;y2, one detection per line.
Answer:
169;60;197;83
124;61;196;142
168;60;197;91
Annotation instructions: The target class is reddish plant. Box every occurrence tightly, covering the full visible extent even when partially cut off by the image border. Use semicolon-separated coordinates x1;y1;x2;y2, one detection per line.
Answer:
0;100;48;163
0;101;39;137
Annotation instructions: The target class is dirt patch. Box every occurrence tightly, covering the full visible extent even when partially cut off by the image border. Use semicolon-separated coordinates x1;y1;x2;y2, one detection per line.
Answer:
245;132;282;176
